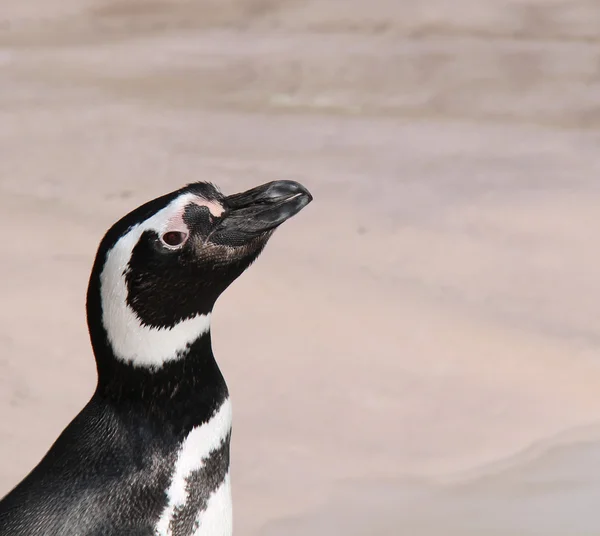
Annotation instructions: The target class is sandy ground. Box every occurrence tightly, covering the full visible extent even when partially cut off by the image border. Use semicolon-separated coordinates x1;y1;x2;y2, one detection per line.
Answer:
2;1;600;534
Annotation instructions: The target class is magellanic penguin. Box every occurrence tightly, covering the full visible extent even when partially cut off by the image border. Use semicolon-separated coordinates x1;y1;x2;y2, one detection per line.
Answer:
0;180;312;536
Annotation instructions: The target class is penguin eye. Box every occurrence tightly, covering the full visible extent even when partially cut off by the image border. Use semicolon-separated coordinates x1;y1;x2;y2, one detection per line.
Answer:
161;231;188;248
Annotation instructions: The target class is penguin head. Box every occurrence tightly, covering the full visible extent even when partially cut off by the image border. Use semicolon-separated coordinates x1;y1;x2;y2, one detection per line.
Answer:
87;180;312;369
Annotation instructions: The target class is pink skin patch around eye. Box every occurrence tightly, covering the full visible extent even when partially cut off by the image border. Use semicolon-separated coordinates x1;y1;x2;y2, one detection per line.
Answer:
193;198;225;218
163;195;225;236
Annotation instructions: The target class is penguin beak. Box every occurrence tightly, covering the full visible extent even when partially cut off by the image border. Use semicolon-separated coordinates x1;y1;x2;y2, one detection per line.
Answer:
209;181;313;244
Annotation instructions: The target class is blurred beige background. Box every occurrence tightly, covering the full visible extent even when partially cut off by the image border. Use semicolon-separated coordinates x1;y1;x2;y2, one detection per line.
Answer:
1;1;600;534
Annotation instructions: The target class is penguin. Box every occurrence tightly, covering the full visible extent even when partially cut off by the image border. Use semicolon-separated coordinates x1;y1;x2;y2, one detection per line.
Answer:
0;180;312;536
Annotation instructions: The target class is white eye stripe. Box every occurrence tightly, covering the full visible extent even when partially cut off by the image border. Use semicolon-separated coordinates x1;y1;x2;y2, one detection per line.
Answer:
159;197;224;234
100;193;213;367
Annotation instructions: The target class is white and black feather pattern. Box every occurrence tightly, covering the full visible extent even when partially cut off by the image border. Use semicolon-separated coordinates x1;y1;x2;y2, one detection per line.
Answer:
155;399;233;536
0;184;237;535
0;180;312;536
99;193;213;368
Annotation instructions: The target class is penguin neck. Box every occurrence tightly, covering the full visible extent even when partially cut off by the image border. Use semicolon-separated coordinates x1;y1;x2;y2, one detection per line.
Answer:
92;326;229;432
86;267;229;432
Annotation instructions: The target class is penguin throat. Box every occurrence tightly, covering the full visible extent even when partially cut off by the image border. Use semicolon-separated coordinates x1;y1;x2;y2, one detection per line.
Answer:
102;305;212;369
94;329;229;420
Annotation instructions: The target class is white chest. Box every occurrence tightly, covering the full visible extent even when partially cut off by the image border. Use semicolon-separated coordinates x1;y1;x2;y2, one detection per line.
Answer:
155;400;233;536
190;474;232;536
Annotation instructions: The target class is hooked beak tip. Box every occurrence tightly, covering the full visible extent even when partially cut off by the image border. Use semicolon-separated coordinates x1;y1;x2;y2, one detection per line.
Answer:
217;180;313;238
